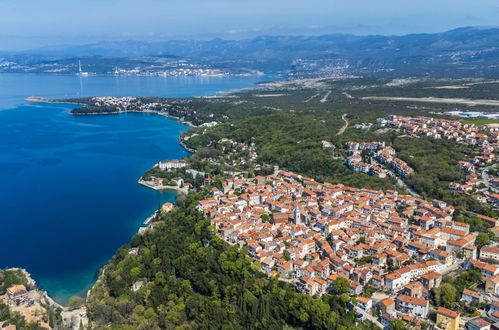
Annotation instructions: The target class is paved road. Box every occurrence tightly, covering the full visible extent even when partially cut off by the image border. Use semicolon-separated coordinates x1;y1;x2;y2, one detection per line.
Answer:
439;260;462;276
354;306;384;328
481;165;498;193
371;158;421;197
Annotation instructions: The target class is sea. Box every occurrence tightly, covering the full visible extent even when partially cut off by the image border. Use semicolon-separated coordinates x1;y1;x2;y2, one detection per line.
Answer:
0;73;267;304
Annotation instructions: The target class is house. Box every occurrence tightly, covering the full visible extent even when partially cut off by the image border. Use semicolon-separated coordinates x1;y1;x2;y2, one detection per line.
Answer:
429;249;453;267
487;301;499;317
161;202;175;214
395;294;429;318
298;277;321;296
419;271;442;290
379;313;396;329
132;280;145;292
462;289;482;304
466;318;491;330
485;275;499;295
385;272;405;291
480;245;499;262
469;259;499;277
6;284;28;301
356;296;372;310
377;298;395;316
402;281;424;298
436;307;461;330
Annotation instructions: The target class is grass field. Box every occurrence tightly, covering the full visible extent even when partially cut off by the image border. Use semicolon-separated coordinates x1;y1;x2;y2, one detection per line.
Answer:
458;118;499;125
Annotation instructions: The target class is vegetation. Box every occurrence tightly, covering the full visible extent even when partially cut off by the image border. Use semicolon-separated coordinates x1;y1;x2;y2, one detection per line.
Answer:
431;283;458;309
459;118;499;125
86;194;379;329
0;269;29;295
0;270;43;329
431;270;482;310
0;301;43;330
67;296;85;311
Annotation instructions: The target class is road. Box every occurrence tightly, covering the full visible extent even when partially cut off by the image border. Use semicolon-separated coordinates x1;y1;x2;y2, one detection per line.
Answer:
370;158;421;197
481;165;498;193
337;114;349;135
439;259;462;276
304;93;320;103
320;91;332;103
354;306;384;328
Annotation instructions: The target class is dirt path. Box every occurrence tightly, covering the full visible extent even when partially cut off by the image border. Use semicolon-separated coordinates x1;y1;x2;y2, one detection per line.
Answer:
320;91;332;103
304;93;320;103
337;113;349;135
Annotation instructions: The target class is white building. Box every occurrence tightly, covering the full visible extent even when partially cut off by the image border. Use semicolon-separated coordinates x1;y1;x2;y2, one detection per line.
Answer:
158;160;187;171
395;294;429;318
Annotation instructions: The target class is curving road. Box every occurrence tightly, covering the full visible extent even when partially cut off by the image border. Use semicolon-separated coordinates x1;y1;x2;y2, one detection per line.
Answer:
337;113;349;135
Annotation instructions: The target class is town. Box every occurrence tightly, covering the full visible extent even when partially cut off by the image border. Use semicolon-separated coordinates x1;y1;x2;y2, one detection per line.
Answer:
197;168;499;329
353;115;499;209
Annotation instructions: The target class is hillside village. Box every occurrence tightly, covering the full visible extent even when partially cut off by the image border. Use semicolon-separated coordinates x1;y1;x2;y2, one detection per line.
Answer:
197;169;499;329
356;115;499;209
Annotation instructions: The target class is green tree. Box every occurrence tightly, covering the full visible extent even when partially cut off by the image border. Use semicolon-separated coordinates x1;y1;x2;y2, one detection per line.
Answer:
260;214;271;223
332;277;350;294
391;319;407;330
476;232;490;249
432;283;457;308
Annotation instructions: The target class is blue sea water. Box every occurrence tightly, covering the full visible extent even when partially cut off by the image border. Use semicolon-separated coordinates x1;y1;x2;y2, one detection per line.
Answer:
0;74;266;304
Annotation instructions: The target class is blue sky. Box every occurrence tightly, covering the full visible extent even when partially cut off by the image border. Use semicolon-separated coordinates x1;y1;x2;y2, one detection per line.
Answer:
1;0;499;50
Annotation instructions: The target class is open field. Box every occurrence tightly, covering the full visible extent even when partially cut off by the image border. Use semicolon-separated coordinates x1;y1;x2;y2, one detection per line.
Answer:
458;118;499;125
361;96;499;107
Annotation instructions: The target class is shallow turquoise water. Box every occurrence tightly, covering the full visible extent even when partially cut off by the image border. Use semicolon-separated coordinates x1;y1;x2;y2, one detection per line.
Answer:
0;73;266;304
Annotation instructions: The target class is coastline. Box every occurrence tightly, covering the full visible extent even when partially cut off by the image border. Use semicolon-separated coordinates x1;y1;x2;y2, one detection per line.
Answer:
25;96;86;106
2;267;64;311
19;79;262;310
137;177;189;194
26;96;199;128
20;95;196;309
76;109;199;128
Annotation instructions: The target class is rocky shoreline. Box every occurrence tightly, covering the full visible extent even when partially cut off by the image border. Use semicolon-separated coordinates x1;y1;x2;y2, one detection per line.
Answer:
3;267;63;310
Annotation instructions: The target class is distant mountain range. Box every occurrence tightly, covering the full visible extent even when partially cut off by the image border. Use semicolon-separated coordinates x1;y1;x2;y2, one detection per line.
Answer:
4;26;499;77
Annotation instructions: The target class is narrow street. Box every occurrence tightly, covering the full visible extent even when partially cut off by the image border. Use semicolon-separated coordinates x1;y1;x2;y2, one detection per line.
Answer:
354;306;384;328
371;158;421;197
481;165;498;193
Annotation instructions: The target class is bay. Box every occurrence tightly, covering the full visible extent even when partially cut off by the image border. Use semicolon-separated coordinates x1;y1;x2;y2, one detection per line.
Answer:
0;74;266;304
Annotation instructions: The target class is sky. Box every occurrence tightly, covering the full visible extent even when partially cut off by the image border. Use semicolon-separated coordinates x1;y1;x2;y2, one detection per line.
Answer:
1;0;499;50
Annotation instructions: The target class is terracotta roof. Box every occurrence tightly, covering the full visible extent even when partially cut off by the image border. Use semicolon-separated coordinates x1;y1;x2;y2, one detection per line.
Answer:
396;294;428;307
357;296;371;304
437;306;459;319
